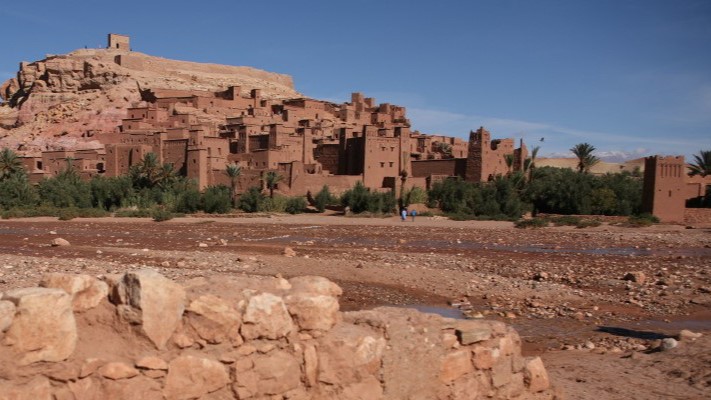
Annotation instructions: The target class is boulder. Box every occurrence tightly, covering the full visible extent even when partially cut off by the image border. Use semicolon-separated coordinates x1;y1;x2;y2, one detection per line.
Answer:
111;270;186;349
2;287;77;365
0;300;15;332
240;292;294;340
289;276;343;297
39;273;108;312
164;355;229;400
251;350;302;395
0;376;51;400
623;271;646;284
51;238;70;247
524;356;550;392
185;294;241;344
285;293;339;331
317;324;386;385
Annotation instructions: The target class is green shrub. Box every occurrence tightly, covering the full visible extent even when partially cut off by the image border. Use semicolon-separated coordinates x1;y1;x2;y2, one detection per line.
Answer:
401;186;427;207
238;187;266;213
428;177;523;219
38;168;92;209
625;213;659;227
151;207;174;222
202;185;232;214
341;182;396;214
548;215;582;226
114;208;153;218
260;196;288;213
174;184;202;213
90;175;134;210
575;219;602;228
314;185;336;212
57;208;79;221
0;173;39;210
514;218;549;229
285;196;307;214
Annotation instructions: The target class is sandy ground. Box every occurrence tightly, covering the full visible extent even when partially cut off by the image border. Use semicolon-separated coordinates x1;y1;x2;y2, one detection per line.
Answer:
0;214;710;399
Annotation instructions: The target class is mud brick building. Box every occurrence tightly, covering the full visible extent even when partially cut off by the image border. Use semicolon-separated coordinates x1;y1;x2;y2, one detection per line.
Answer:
642;156;711;222
18;34;530;197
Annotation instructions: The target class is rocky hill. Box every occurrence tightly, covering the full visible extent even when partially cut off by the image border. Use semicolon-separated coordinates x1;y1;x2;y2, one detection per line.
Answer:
0;46;300;154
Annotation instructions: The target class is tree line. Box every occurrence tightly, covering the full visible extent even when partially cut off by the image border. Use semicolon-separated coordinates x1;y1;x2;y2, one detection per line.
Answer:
1;146;709;220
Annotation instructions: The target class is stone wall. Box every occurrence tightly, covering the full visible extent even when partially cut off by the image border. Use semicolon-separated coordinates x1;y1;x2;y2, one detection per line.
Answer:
0;271;557;399
684;208;711;224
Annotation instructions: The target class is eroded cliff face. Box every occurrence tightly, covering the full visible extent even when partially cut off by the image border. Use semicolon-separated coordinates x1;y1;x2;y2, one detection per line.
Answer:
0;48;300;154
0;271;558;400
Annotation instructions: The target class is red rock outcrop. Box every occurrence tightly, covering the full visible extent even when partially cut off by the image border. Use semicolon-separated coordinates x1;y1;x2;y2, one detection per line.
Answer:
0;271;557;399
0;46;299;154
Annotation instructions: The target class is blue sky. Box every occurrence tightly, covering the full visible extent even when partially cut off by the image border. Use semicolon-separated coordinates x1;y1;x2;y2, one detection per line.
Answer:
1;0;709;160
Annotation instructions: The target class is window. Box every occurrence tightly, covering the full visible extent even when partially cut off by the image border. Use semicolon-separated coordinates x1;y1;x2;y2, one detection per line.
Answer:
380;162;385;167
389;162;394;167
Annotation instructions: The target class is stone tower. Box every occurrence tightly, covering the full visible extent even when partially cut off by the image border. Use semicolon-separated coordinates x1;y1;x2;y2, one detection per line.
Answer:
107;34;130;51
642;155;686;222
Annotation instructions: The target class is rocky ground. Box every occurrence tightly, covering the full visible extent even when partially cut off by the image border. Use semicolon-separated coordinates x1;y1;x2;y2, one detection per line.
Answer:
0;214;709;399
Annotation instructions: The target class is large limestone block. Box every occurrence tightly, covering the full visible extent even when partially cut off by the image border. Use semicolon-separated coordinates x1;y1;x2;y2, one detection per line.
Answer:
285;293;339;331
439;349;474;384
252;350;302;395
111;270;186;349
0;300;15;332
524;356;550;393
240;292;294;340
0;376;51;400
3;287;77;365
289;276;343;297
186;294;241;344
317;324;386;385
40;273;109;312
164;355;230;400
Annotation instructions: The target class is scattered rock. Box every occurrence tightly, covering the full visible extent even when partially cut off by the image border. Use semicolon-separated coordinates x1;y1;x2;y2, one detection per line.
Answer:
51;238;70;247
282;246;296;257
660;338;678;351
623;271;646;284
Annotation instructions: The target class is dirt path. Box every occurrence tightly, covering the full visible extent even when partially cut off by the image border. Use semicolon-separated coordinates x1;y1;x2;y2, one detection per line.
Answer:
0;215;709;399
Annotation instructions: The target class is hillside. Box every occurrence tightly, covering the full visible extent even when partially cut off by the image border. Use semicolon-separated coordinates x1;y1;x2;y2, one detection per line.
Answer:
0;44;300;154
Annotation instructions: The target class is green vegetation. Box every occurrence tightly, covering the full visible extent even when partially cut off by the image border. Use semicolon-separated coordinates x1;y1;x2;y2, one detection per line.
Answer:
0;142;658;221
313;185;337;212
688;150;711;177
570;143;600;174
340;181;396;214
427;176;524;220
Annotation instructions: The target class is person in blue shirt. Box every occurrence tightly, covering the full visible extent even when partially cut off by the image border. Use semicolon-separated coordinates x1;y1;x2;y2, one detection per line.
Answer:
410;208;417;222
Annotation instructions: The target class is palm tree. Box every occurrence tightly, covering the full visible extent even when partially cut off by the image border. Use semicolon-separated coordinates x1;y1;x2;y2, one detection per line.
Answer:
504;154;514;174
688;150;711;177
130;152;161;188
225;163;242;206
570;143;600;174
264;171;282;198
0;148;23;181
524;146;540;181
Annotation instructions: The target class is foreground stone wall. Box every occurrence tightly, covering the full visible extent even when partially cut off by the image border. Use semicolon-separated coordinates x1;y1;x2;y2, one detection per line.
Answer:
0;271;557;399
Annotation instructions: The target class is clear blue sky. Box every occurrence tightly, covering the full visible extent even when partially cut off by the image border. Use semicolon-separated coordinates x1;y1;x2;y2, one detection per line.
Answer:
1;0;709;160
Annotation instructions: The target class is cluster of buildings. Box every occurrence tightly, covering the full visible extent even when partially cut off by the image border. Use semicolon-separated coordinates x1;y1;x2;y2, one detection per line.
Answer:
14;34;710;222
19;35;530;198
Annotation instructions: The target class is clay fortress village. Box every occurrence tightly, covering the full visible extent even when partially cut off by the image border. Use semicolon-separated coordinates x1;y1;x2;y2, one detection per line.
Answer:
1;34;708;222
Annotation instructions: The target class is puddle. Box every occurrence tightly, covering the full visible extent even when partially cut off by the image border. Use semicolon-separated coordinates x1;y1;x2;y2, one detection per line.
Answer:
404;305;465;319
